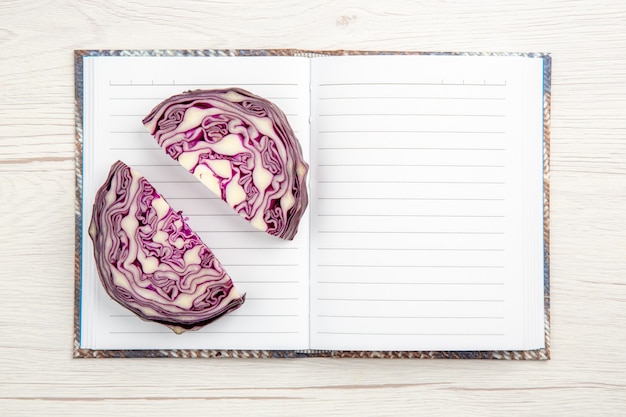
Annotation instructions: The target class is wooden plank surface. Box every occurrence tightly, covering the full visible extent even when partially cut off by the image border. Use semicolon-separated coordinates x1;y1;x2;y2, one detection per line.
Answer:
1;0;625;415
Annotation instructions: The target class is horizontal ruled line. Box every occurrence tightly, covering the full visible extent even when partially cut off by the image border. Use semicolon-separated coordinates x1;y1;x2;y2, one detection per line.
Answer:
109;131;151;134
318;96;506;101
231;314;300;317
316;231;505;235
265;97;299;100
317;214;505;218
316;197;505;201
318;163;505;168
210;247;299;250
316;281;504;285
180;214;240;219
317;180;506;185
108;95;297;101
318;81;507;87
234;280;300;284
110;97;165;100
316;247;504;252
109;147;160;151
224;264;300;267
317;265;504;268
127;163;179;167
318;113;505;117
109;81;300;87
245;297;299;301
318;130;506;134
317;314;505;319
316;331;505;336
199;331;299;334
110;313;301;318
109;331;299;335
317;147;505;151
109;95;506;101
317;298;504;302
196;229;264;233
167;197;218;200
149;180;196;184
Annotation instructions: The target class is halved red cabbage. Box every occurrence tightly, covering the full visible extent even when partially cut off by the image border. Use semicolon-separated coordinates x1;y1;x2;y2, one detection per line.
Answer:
88;160;245;334
142;88;309;240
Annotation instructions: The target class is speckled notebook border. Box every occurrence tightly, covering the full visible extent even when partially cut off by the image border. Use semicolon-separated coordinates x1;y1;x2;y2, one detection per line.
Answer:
73;49;551;359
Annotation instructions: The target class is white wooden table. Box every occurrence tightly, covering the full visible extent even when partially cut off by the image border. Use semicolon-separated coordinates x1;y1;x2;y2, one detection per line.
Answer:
1;1;625;415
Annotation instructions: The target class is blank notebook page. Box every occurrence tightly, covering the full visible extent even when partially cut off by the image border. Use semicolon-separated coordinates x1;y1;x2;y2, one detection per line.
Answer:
308;55;545;351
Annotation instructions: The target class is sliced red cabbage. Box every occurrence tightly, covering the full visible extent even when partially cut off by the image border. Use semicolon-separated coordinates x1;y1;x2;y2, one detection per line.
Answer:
88;160;245;334
142;88;309;240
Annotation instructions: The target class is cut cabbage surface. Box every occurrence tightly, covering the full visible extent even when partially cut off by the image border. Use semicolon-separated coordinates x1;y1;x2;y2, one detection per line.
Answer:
143;88;309;240
89;160;245;334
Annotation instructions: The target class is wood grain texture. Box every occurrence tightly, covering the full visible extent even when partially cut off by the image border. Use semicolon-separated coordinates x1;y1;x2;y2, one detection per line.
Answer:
1;0;625;416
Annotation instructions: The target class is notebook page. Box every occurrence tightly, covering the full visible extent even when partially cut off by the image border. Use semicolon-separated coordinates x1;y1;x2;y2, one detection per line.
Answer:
308;55;545;351
80;55;311;350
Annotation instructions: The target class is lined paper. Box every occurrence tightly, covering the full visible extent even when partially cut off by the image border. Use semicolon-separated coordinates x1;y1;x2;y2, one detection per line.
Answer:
81;56;311;350
308;55;544;351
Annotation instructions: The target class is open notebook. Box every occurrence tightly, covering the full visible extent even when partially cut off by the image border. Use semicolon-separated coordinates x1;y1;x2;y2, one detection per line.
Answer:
74;50;550;359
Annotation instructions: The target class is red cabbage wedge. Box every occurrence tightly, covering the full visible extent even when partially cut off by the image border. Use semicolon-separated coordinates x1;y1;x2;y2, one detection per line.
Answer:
142;88;309;240
89;160;245;334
